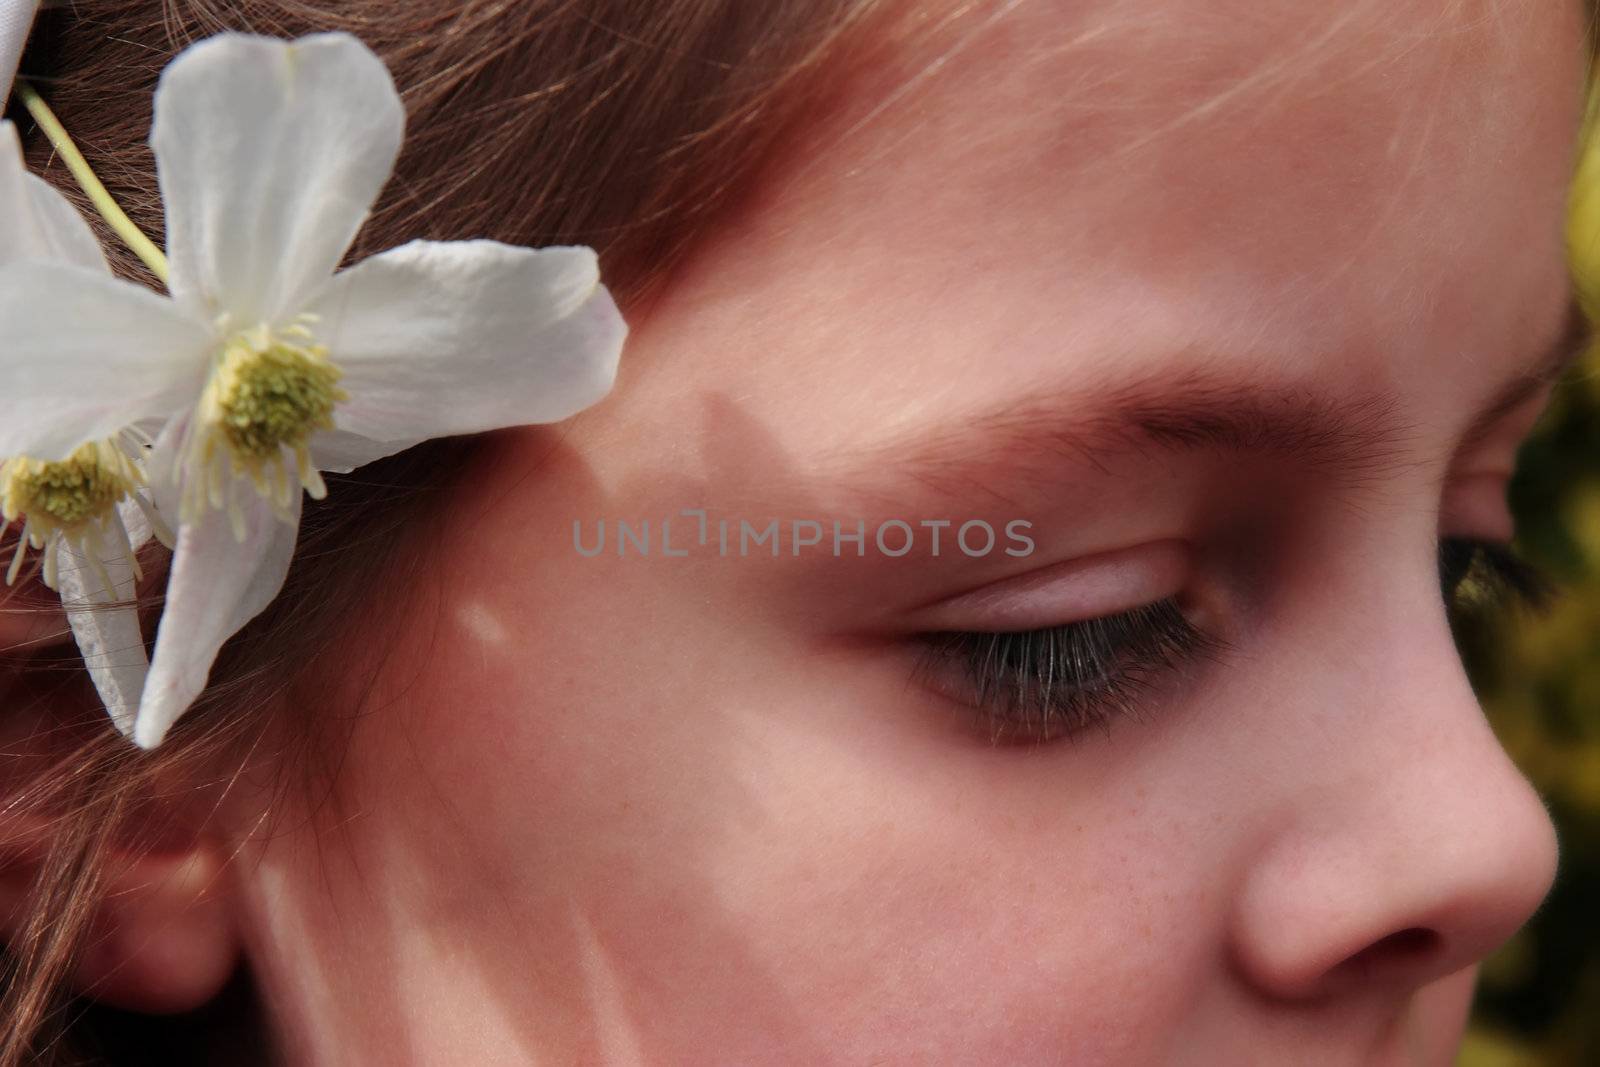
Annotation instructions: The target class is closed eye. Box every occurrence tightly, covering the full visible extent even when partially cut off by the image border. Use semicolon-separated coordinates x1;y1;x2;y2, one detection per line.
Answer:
914;538;1555;746
913;598;1222;745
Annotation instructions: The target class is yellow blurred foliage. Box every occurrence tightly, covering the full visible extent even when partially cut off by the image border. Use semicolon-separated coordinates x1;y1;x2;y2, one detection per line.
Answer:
1458;72;1600;1065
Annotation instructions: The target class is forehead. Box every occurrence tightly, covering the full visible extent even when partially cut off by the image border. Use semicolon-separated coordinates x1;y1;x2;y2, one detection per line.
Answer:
610;0;1587;473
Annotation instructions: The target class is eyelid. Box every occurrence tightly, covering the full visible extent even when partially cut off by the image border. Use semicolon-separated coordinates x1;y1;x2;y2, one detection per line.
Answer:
1440;473;1516;543
1447;385;1554;506
907;540;1191;632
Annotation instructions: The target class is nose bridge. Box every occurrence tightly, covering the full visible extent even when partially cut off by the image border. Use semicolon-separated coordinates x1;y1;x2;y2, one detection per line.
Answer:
1228;567;1559;999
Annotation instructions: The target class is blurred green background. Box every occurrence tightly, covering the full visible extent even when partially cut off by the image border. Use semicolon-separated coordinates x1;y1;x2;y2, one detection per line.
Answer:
1456;344;1600;1064
1455;81;1600;1065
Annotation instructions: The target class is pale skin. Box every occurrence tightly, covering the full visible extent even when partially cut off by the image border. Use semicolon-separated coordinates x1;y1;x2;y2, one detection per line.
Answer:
1;0;1585;1063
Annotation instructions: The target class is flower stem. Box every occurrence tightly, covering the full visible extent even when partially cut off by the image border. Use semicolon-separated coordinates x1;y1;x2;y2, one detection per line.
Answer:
16;82;171;285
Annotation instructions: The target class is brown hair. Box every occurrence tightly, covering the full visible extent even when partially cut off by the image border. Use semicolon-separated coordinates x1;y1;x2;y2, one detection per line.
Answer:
0;1;904;1062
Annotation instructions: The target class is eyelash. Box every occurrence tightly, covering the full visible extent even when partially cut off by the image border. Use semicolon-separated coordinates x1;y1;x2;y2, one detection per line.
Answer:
916;598;1222;744
1436;537;1555;614
918;537;1554;744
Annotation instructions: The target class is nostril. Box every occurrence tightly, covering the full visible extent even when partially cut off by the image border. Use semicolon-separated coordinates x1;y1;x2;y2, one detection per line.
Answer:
1329;927;1442;988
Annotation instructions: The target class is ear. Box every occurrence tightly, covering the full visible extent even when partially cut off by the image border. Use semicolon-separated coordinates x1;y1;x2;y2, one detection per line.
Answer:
0;552;237;1013
0;811;242;1014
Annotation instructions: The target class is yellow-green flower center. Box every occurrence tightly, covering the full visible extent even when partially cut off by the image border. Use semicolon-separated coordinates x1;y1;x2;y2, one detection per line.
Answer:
1;441;138;535
182;321;347;530
1;439;147;588
210;333;345;459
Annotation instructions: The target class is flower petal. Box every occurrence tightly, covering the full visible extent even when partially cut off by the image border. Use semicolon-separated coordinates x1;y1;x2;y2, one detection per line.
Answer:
134;493;300;749
0;121;107;271
308;428;424;474
307;241;626;444
0;263;211;458
144;412;190;522
56;515;148;739
150;32;403;326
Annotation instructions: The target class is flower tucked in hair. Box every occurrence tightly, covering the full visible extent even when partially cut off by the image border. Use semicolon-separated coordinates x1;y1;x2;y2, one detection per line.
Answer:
0;33;627;748
0;120;164;737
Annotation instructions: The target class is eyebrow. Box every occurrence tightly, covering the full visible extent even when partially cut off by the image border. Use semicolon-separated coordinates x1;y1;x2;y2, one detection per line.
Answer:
828;300;1592;506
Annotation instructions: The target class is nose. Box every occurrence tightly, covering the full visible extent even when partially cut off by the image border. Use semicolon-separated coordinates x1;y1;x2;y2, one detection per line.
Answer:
1227;593;1558;1001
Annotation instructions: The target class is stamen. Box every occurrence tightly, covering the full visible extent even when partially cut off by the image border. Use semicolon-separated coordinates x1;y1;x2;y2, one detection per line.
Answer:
42;537;61;591
181;317;345;533
227;488;247;542
119;425;156;452
5;520;31;586
0;440;148;590
110;509;144;584
128;492;174;552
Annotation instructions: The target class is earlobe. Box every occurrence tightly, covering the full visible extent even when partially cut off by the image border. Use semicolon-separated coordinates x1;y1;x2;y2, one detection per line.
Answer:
1;816;242;1015
73;844;241;1014
1;576;239;1015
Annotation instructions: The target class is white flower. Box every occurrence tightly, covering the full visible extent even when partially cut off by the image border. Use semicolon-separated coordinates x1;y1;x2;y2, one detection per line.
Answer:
0;33;627;749
0;120;158;735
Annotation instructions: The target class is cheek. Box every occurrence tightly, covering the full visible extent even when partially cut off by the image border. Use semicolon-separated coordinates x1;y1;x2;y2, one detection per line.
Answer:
364;446;1271;1059
584;711;1226;1060
719;754;1221;1062
397;593;1238;1061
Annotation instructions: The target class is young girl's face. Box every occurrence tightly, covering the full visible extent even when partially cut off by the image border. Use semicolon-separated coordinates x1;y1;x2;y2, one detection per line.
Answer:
234;1;1584;1061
